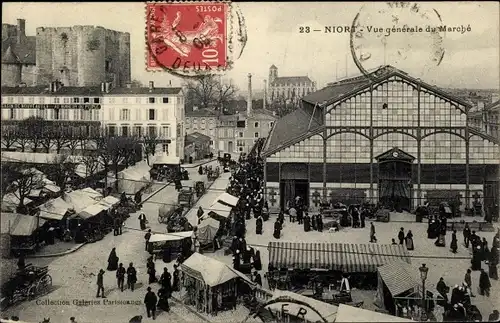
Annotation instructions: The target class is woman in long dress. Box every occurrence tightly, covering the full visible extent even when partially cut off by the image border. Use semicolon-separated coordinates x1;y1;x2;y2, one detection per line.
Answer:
107;248;119;271
405;230;414;251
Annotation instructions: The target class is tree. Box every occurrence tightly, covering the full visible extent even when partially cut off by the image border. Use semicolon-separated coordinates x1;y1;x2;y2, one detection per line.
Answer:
19;116;46;152
183;75;238;110
44;154;77;190
95;136;113;189
1;127;18;150
13;167;43;212
15;127;30;152
51;124;72;154
143;134;160;166
81;151;100;179
1;163;19;199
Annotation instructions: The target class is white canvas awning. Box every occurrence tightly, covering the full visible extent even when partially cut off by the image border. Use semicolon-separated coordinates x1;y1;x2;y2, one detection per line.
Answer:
335;304;413;322
212;192;239;207
38;197;73;220
79;187;103;201
208;201;232;219
74;203;106;220
153;155;180;165
149;231;193;243
1;213;46;236
1;193;33;212
63;191;96;214
99;196;120;208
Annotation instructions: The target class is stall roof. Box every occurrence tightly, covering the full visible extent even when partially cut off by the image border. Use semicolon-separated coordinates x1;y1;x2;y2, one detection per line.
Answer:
208;201;231;219
268;290;338;323
268;242;410;272
212;192;239;207
181;252;253;287
153;155;180;165
99;195;120;208
63;191;96;213
38;197;73;220
199;217;220;229
181;180;194;188
1;193;33;211
378;261;418;297
335;304;414;322
74;203;106;220
0;213;46;236
79;187;103;201
149;231;193;243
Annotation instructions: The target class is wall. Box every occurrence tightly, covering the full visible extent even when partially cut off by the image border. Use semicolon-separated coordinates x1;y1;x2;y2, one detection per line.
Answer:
1;64;21;86
35;26;130;86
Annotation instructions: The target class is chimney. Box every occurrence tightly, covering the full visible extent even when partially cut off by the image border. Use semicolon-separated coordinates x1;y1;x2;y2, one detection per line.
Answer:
105;82;111;93
247;73;252;116
149;81;154;92
263;79;267;110
125;82;132;89
16;19;25;44
101;82;106;92
169;80;172;86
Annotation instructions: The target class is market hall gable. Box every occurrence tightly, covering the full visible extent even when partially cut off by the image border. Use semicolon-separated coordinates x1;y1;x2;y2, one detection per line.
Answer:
261;66;500;214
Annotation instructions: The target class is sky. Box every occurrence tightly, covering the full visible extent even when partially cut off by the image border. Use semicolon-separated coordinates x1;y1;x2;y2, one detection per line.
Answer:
3;1;499;92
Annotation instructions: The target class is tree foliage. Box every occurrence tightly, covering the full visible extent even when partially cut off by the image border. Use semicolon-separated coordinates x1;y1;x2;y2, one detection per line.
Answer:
183;75;238;111
44;154;77;190
13;166;44;212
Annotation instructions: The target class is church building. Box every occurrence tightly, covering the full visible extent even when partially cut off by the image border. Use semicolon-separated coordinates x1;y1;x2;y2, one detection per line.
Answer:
261;66;500;215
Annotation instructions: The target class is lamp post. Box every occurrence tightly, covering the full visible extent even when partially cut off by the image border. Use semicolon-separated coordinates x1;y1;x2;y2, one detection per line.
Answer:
419;264;429;321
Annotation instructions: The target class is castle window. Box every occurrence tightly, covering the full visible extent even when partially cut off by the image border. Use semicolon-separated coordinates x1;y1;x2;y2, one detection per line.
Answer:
162;97;169;103
83;97;90;103
149;97;155;104
73;97;80;103
105;60;111;72
94;98;100;104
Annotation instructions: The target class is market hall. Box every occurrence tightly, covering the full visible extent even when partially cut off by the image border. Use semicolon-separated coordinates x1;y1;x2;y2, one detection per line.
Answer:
261;66;500;215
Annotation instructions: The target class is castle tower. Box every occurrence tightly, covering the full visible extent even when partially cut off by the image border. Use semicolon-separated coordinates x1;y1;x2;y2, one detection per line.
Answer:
269;64;278;84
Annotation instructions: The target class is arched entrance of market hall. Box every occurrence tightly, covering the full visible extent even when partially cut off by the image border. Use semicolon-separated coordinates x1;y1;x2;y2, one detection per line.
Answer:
376;147;414;212
280;163;309;210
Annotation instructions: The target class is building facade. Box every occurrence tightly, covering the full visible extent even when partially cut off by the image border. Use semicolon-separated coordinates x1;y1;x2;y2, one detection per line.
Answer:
2;18;131;87
0;81;184;158
234;111;276;153
470;100;500;140
262;66;500;216
216;114;237;153
267;64;317;105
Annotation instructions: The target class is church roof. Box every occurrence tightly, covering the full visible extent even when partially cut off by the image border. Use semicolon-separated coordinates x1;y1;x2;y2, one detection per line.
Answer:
270;64;277;69
271;76;313;86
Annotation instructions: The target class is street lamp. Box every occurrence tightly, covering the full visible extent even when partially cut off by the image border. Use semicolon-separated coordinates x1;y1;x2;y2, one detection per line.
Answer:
419;264;429;321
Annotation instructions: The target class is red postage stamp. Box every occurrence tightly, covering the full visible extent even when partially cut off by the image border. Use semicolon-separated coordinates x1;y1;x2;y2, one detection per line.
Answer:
146;2;229;74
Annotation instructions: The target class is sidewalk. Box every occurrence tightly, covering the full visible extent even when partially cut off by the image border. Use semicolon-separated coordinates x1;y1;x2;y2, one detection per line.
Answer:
181;157;217;168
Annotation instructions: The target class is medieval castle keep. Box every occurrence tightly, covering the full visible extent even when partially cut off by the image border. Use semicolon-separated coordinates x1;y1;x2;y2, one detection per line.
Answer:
2;19;131;87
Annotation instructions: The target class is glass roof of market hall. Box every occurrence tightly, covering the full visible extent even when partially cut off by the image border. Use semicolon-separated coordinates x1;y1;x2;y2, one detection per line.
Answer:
261;65;498;158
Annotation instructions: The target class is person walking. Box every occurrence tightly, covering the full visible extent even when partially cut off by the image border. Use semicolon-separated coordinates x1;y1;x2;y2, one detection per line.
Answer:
370;222;377;243
96;269;105;298
464;269;475;297
117;263;126;292
405;230;414;251
127;262;137;291
144;287;158;320
107;248;119;271
398;228;405;245
144;229;152;252
463;223;471;248
450;230;458;253
479;268;491;297
138;213;147;231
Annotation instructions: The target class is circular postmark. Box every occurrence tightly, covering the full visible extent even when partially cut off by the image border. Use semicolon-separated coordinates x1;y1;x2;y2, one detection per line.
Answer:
146;1;247;78
242;295;331;323
350;2;445;80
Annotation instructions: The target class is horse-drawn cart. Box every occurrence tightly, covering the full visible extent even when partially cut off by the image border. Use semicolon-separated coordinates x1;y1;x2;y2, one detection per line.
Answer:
1;264;52;310
178;180;195;208
195;181;206;197
158;204;184;224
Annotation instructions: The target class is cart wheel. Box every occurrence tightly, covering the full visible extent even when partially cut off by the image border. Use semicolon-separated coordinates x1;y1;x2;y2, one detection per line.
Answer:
37;274;52;296
27;284;36;301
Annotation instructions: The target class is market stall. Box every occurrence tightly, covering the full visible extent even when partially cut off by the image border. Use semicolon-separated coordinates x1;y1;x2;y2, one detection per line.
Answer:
197;217;220;251
1;193;34;213
268;242;411;290
212;192;239;208
147;231;193;262
375;261;443;320
0;213;46;255
79;187;103;201
180;252;254;314
335;304;414;322
208;201;232;222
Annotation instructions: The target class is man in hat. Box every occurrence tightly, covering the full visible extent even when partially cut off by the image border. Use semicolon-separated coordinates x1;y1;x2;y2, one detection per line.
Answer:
144;229;152;251
144;287;157;319
479;268;491;297
464;269;475;297
96;269;105;298
117;263;126;292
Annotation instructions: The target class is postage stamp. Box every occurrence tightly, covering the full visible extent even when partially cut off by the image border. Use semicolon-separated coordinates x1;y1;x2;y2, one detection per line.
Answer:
146;1;230;76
